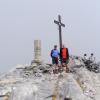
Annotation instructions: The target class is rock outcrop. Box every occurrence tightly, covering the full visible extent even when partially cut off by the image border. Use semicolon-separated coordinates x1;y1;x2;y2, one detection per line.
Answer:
0;56;100;100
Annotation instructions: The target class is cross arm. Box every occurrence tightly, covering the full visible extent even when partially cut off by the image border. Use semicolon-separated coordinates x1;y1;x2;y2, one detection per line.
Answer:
54;20;65;27
61;23;65;27
54;20;59;25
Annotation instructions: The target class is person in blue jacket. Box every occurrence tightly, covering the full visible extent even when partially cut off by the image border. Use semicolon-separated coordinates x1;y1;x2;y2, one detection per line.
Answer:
51;45;59;65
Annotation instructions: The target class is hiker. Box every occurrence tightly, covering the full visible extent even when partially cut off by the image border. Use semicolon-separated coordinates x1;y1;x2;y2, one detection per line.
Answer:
51;45;59;73
83;54;88;64
60;45;69;72
83;54;88;61
74;57;81;65
89;53;95;63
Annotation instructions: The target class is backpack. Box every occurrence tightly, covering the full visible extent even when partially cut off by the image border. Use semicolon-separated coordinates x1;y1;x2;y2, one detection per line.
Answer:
60;48;69;59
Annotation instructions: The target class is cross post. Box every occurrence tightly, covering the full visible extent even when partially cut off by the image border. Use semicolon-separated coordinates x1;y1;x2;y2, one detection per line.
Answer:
54;15;65;49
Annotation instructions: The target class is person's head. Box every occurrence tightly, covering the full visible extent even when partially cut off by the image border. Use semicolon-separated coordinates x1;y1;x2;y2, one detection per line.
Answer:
54;45;57;49
84;54;87;56
91;53;93;56
62;44;66;48
76;56;79;59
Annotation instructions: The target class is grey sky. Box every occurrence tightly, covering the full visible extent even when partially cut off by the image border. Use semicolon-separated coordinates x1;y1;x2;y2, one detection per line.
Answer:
0;0;99;72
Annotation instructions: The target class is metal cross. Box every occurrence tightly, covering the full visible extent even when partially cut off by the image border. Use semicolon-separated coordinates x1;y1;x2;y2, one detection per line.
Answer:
54;15;65;49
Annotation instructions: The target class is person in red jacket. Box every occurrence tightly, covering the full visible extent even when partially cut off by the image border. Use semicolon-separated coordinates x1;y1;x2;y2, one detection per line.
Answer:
60;45;69;72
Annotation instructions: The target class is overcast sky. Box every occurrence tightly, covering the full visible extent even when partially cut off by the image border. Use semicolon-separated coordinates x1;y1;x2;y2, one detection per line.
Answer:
0;0;99;72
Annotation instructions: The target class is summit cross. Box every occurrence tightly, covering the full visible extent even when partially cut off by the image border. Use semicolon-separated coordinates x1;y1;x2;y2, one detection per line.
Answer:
54;15;65;49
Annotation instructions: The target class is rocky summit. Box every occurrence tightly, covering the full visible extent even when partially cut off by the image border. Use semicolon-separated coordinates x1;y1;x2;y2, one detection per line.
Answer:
0;56;100;100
